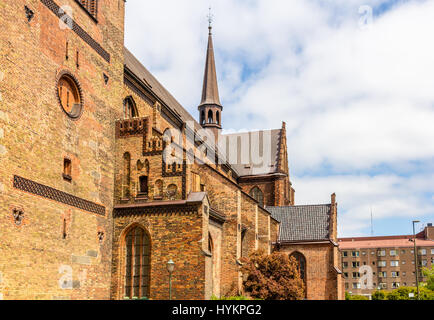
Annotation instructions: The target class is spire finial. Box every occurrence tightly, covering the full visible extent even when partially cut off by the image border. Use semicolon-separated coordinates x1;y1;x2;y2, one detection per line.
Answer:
207;6;213;34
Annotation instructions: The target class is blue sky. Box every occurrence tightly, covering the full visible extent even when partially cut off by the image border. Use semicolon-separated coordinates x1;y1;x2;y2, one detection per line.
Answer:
124;0;434;237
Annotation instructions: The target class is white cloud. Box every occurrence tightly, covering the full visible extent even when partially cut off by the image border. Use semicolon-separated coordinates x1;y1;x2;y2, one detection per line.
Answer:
125;0;434;236
294;173;434;236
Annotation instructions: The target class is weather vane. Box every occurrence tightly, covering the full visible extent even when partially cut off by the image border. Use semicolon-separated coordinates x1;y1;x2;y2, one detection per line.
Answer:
207;6;214;30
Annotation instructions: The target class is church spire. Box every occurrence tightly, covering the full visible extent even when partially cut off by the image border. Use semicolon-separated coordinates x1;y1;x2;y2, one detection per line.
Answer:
200;24;222;107
199;10;223;132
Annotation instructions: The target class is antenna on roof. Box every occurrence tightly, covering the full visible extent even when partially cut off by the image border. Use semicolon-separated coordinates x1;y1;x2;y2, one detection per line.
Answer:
207;6;214;34
370;206;374;236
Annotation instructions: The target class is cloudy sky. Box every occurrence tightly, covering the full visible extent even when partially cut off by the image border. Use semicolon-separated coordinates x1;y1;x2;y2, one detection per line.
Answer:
124;0;434;237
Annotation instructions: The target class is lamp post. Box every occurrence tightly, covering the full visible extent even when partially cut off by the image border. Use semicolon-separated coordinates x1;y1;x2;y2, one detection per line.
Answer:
412;220;420;300
167;259;175;300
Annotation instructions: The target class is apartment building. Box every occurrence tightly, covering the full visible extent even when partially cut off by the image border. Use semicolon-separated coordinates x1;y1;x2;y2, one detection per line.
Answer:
338;224;434;297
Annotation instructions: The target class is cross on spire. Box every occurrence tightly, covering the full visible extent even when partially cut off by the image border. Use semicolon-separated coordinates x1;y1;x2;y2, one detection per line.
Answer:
207;7;213;34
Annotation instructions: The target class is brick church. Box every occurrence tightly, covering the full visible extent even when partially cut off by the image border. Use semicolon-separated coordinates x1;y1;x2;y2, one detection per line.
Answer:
0;0;343;300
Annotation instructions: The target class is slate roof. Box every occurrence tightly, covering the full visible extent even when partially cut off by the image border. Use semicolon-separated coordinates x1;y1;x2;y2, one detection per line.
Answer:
267;205;331;242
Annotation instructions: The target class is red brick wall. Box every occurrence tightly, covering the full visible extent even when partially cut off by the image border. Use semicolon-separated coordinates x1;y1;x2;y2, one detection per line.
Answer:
0;0;125;299
278;243;340;300
111;210;205;300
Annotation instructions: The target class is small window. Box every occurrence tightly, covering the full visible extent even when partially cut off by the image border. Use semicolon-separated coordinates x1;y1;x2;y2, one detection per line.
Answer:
342;251;348;257
249;186;264;207
63;158;72;181
351;251;359;257
419;249;427;255
207;110;213;124
138;176;148;195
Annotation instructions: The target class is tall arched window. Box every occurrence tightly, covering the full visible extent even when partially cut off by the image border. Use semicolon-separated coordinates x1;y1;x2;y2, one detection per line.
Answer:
201;110;205;125
123;97;138;119
123;152;131;198
208;233;214;293
249;186;264;207
290;252;306;281
154;179;163;199
208;110;213;124
216;111;220;125
124;226;151;299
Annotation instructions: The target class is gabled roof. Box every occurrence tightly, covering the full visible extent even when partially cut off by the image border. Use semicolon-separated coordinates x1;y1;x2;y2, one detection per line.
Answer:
267;205;331;242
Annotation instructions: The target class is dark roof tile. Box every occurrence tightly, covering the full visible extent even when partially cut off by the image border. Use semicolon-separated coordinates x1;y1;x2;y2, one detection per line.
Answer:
267;205;331;242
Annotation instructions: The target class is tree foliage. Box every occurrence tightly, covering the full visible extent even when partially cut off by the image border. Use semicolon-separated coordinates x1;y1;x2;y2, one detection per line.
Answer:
240;250;305;300
372;286;434;300
345;293;369;300
422;265;434;291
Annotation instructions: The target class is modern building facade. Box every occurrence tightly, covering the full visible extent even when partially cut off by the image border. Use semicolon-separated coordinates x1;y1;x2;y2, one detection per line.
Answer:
339;224;434;297
0;0;341;300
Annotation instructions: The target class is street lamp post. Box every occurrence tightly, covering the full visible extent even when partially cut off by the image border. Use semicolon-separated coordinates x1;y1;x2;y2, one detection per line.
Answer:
167;259;175;300
412;220;420;300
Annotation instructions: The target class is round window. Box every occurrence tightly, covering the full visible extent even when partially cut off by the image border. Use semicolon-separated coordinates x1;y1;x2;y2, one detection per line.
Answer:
57;73;83;119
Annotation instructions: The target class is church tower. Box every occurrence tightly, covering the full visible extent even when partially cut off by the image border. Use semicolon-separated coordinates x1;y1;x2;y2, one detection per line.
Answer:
198;23;223;137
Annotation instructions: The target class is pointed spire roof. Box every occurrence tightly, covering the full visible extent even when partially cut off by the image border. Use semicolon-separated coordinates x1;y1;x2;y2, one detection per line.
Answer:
199;26;222;107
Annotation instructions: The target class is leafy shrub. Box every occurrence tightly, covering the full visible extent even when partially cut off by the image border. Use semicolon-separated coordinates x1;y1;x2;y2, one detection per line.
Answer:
240;250;305;300
212;295;251;300
345;293;369;300
371;290;387;300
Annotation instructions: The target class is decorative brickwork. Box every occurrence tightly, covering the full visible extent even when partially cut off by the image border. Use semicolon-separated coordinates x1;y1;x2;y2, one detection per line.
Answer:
13;175;106;216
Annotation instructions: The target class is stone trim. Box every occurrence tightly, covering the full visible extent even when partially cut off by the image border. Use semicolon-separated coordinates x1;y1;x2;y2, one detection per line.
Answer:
13;175;106;216
40;0;110;62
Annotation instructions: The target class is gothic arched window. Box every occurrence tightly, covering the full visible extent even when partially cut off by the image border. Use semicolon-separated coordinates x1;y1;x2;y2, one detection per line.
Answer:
201;110;205;125
290;252;306;281
216;111;220;125
208;110;213;124
123;97;138;119
123;226;151;299
154;179;163;199
249;186;264;207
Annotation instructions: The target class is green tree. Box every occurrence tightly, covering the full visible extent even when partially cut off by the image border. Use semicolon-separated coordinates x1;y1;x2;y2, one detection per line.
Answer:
372;290;387;300
241;250;305;300
422;265;434;291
